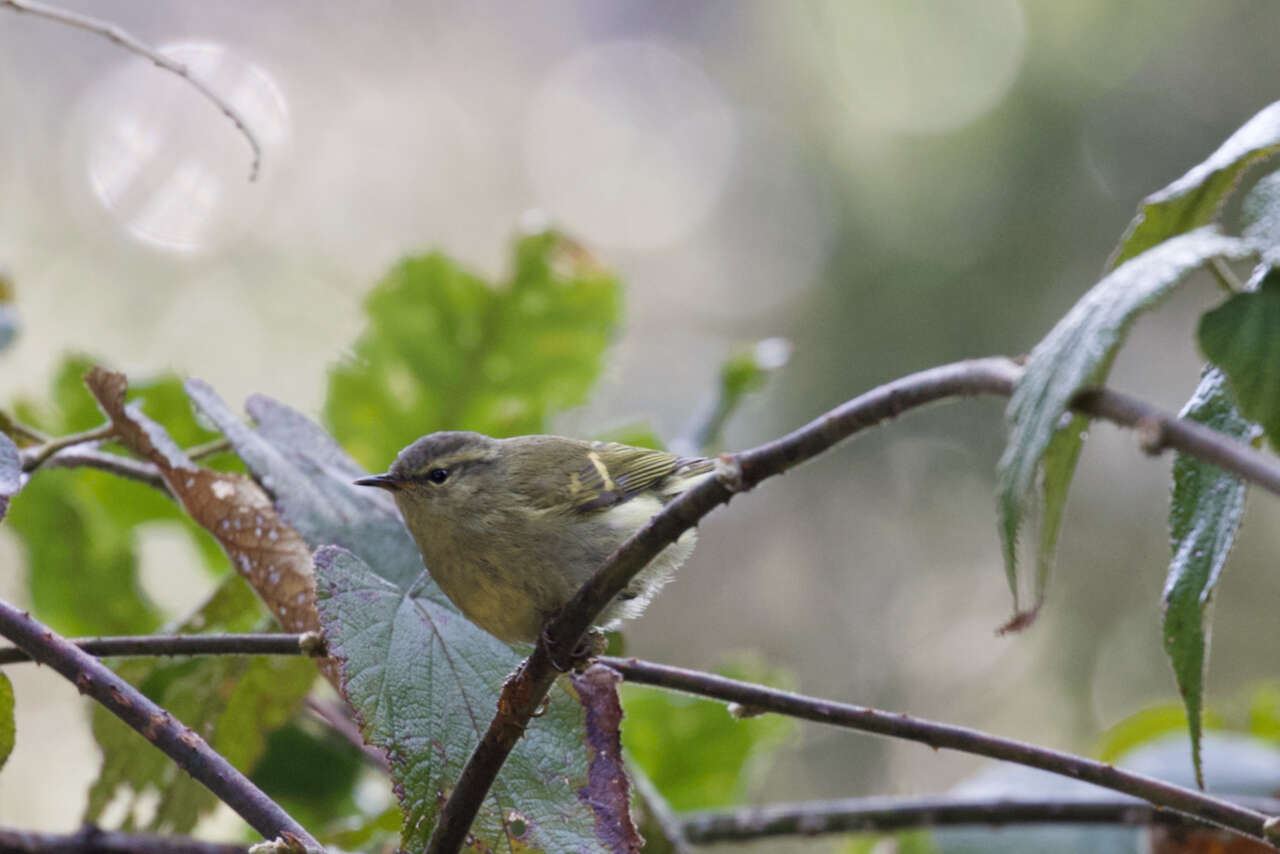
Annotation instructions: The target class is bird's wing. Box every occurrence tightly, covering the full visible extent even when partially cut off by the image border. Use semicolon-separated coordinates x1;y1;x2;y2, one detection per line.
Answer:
569;443;711;513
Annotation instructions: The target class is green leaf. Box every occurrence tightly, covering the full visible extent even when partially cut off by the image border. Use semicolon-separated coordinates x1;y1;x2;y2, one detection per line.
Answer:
1199;269;1280;446
677;337;792;455
249;721;366;834
1095;703;1222;764
0;671;13;770
0;432;19;521
1162;367;1259;788
997;228;1255;615
316;547;636;853
7;469;164;636
621;656;795;811
5;357;230;635
1110;100;1280;267
325;230;622;470
1241;169;1280;262
85;574;316;834
189;384;635;851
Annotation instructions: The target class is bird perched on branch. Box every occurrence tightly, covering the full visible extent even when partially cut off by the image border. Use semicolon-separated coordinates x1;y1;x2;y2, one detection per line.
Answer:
356;431;714;645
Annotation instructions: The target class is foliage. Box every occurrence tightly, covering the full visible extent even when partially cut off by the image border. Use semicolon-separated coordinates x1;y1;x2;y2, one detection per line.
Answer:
325;230;622;469
0;672;12;772
621;655;795;811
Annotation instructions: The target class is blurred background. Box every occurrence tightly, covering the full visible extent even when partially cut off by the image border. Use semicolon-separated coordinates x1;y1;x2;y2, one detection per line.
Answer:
3;0;1280;848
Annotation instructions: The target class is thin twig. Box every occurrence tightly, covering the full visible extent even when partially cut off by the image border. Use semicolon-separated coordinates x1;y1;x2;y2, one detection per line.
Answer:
304;697;391;771
186;437;232;461
0;411;47;445
676;794;1280;843
0;825;248;854
0;598;318;848
1208;256;1245;294
427;356;1280;854
36;447;168;489
627;760;694;854
19;423;116;471
0;632;325;666
1;0;262;181
604;656;1277;845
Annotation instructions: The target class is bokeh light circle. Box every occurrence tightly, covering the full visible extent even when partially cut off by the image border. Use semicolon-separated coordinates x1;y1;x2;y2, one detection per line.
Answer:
524;40;736;251
68;42;289;253
806;0;1027;135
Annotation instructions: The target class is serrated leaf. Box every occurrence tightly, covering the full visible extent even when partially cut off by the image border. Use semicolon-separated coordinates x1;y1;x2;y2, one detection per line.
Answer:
1110;100;1280;267
0;671;13;770
188;382;633;851
0;432;19;522
1198;269;1280;446
86;575;314;834
997;228;1255;616
316;546;637;852
1162;367;1259;788
325;230;622;470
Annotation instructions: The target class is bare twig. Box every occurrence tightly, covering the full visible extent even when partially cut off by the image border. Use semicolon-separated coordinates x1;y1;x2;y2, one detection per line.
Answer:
604;656;1277;846
0;598;318;848
677;794;1280;843
427;356;1280;854
0;631;325;666
186;437;232;461
627;760;693;854
304;697;392;771
0;411;47;445
35;447;168;489
1;0;262;181
0;825;248;854
1208;256;1245;294
19;423;116;471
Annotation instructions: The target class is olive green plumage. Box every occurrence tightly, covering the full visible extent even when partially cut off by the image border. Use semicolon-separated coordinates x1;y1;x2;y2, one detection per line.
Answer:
356;431;713;644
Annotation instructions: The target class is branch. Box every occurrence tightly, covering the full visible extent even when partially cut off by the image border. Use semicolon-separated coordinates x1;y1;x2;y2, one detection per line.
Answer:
35;447;167;489
605;656;1277;846
677;794;1280;843
19;423;115;471
0;632;325;666
1;0;262;181
428;356;1280;853
0;825;247;854
0;598;318;849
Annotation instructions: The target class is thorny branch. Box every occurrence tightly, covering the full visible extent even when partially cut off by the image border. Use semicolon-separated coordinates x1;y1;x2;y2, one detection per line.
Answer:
427;355;1280;853
1;0;263;180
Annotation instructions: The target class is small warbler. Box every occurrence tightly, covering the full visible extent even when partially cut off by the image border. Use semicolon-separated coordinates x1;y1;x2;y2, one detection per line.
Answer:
355;431;714;644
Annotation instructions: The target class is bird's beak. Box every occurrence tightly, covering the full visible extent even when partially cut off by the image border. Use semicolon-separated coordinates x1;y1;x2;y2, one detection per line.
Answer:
355;473;402;492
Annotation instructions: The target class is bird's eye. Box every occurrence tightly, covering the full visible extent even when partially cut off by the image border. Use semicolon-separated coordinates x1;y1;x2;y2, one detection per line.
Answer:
427;468;450;484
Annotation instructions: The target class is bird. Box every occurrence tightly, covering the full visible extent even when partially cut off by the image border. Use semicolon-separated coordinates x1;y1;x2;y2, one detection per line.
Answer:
355;431;714;646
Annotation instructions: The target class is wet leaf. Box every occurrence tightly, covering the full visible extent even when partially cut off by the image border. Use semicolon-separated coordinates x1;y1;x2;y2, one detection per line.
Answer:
1111;99;1280;267
325;230;622;470
86;575;315;834
996;228;1255;617
0;671;13;771
0;432;19;522
1241;169;1280;263
86;367;319;638
1198;269;1280;447
316;546;636;852
1163;368;1259;788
